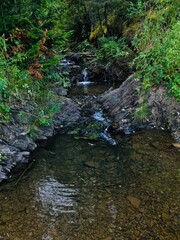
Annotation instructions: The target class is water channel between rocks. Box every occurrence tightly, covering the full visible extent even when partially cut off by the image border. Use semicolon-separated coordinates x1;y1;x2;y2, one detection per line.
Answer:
0;130;179;240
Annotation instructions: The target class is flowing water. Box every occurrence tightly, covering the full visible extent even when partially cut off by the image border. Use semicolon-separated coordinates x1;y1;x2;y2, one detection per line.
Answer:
0;130;179;240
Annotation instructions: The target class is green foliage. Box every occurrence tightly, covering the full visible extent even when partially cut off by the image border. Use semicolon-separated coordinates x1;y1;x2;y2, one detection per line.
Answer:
27;124;39;140
133;1;180;100
0;103;11;121
0;152;5;163
0;0;73;125
97;37;131;64
34;90;60;127
132;103;149;124
77;40;95;52
127;0;144;19
0;0;179;130
36;109;52;127
45;71;70;88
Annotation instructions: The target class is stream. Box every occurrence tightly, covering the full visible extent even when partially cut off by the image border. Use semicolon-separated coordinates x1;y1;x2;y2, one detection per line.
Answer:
0;78;180;239
0;130;179;239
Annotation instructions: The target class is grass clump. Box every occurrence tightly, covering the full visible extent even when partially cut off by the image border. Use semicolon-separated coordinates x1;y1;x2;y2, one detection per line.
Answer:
132;103;149;124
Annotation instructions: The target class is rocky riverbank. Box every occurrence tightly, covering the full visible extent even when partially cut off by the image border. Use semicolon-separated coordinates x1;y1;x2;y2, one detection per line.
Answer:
0;53;179;183
0;93;81;182
100;74;180;142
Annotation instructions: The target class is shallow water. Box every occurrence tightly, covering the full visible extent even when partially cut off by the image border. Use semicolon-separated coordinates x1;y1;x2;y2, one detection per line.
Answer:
0;130;179;240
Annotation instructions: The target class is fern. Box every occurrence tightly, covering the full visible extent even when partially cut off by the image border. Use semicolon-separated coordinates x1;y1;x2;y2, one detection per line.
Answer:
97;37;131;64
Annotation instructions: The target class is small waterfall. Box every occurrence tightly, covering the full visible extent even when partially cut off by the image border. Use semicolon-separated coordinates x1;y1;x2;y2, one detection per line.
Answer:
100;131;117;146
82;68;89;82
93;111;117;145
79;68;91;85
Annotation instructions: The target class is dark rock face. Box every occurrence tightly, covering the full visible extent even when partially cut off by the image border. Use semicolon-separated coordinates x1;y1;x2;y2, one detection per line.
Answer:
147;88;180;142
53;97;81;130
100;75;141;134
67;52;96;64
101;75;180;141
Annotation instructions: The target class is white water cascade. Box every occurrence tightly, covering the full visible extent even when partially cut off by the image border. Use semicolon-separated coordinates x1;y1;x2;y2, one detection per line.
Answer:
79;68;91;85
93;111;117;145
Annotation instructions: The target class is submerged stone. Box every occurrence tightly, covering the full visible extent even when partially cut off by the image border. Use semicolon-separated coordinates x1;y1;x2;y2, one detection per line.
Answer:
84;161;99;169
127;196;141;209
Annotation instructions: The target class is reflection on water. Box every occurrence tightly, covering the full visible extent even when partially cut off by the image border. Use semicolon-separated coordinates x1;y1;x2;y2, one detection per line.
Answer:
0;130;179;240
37;178;77;215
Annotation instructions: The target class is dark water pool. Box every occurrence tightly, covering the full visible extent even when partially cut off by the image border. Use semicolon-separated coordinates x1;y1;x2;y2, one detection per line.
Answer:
69;82;115;96
0;130;179;240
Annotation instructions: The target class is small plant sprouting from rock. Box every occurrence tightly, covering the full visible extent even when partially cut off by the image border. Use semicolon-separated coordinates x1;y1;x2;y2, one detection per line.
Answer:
0;153;5;163
132;103;149;124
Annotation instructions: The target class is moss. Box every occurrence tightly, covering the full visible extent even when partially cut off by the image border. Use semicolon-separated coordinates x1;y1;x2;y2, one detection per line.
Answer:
89;24;107;41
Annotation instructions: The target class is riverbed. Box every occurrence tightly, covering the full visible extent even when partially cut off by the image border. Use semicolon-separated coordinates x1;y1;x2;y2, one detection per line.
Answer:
0;129;179;239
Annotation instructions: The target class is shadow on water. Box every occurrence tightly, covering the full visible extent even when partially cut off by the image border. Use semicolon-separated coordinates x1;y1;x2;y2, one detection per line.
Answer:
0;130;179;239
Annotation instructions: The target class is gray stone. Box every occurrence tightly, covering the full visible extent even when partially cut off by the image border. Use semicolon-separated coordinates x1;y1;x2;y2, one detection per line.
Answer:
53;97;81;129
12;135;37;151
127;196;141;209
16;151;30;163
53;86;68;96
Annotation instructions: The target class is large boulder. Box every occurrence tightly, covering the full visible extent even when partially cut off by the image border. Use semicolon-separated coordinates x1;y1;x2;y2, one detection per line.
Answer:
100;74;141;134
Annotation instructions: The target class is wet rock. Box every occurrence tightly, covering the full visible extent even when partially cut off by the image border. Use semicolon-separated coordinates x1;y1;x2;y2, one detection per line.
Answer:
57;58;81;83
16;151;30;163
0;170;7;180
11;135;36;151
127;196;141;209
147;87;180;142
0;142;18;155
34;126;54;141
53;97;81;130
0;143;20;180
67;52;96;64
0;125;36;151
88;63;107;82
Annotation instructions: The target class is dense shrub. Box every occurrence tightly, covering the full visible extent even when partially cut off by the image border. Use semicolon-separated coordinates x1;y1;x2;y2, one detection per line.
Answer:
133;1;180;100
